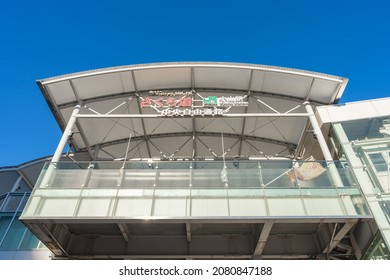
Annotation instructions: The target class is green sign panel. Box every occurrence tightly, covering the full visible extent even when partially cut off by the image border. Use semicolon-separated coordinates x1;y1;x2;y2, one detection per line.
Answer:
203;96;218;105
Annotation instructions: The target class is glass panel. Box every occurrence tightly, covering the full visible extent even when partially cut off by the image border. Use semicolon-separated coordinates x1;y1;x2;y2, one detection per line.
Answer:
21;160;370;219
337;164;357;187
0;214;12;240
267;198;305;216
38;198;79;216
229;198;267;216
76;198;112;216
226;169;261;188
191;198;229;216
115;198;153;216
21;194;30;209
368;153;388;172
379;200;390;224
0;196;5;211
122;170;156;188
50;169;89;188
304;197;344;216
341;117;390;141
153;198;188;216
88;170;121;188
0;218;25;249
1;195;22;211
155;169;190;188
191;169;225;188
19;229;40;249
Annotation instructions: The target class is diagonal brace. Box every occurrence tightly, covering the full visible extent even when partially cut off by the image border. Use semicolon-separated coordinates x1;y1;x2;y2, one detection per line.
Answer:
322;222;356;254
254;220;274;256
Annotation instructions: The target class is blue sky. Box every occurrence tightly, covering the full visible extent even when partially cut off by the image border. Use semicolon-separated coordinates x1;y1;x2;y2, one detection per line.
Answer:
0;0;389;166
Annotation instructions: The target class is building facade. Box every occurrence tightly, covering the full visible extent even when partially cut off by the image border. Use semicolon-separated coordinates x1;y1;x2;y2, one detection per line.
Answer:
0;158;51;259
1;62;389;259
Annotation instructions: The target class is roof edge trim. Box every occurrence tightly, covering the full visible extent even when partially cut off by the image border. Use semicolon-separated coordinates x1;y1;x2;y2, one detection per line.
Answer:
38;61;346;85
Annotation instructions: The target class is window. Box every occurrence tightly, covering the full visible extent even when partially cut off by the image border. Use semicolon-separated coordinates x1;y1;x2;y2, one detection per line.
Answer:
380;200;390;224
368;153;388;173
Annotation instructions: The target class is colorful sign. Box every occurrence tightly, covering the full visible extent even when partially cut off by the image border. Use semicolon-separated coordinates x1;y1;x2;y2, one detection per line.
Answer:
141;97;192;108
161;108;224;116
141;92;248;116
203;96;218;105
203;96;248;107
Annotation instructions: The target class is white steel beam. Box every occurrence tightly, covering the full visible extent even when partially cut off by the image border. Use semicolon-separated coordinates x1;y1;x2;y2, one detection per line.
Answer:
132;71;152;158
76;113;310;118
239;70;254;156
51;105;81;163
191;68;197;159
304;101;344;187
304;101;333;161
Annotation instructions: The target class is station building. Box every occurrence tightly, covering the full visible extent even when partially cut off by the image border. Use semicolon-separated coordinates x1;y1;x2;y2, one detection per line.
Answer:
1;62;389;259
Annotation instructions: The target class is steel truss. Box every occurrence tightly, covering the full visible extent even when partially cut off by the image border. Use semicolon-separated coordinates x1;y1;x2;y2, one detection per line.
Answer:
51;95;333;164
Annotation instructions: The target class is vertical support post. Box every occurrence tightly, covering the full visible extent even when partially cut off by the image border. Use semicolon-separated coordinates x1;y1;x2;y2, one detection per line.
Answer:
51;105;81;163
304;101;343;187
39;105;81;189
304;101;333;161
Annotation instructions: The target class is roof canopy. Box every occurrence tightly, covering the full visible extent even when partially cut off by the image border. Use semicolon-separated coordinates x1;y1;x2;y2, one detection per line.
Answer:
37;62;348;161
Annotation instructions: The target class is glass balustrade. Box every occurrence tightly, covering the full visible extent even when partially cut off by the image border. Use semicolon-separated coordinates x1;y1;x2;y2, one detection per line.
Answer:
21;160;370;219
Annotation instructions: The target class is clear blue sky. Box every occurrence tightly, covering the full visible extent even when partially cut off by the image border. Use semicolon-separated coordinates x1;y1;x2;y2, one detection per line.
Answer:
1;0;389;166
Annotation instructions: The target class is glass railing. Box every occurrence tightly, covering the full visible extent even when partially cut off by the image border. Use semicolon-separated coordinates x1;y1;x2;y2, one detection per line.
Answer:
21;160;370;218
34;160;359;189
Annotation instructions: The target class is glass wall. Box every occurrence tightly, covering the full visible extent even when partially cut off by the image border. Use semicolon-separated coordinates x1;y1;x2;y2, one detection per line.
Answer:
331;116;390;259
0;192;44;250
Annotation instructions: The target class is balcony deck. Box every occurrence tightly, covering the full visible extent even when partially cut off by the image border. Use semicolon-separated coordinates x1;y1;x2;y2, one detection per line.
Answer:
20;160;371;259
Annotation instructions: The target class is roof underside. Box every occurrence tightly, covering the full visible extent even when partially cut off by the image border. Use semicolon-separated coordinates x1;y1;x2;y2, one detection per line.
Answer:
37;62;348;160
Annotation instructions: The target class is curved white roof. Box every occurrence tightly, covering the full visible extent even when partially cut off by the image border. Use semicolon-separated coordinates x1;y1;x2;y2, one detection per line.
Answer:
37;62;348;160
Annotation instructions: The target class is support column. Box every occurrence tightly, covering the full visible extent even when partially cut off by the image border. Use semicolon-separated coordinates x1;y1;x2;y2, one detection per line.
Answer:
304;101;333;161
304;101;343;187
51;105;81;163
